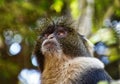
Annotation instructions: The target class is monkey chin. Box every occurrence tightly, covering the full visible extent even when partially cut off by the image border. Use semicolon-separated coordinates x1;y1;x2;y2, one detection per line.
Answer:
41;39;62;57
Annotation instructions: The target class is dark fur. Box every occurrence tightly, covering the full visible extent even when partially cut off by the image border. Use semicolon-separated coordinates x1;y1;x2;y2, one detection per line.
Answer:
34;16;112;84
71;68;112;84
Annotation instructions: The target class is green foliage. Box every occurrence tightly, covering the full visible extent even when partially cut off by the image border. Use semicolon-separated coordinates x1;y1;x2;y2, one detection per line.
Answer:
97;81;109;84
0;0;4;7
98;80;120;84
0;59;20;79
51;0;63;13
94;0;113;19
70;0;80;19
115;8;120;17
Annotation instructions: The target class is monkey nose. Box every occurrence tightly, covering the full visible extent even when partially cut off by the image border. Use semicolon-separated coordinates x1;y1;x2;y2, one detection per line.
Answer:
47;34;55;39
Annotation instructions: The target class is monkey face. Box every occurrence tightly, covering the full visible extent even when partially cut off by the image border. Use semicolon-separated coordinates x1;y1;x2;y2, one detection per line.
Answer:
40;26;70;56
34;17;92;71
41;33;61;55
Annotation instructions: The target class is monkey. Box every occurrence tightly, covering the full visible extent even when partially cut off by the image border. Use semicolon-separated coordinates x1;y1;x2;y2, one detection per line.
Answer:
34;16;112;84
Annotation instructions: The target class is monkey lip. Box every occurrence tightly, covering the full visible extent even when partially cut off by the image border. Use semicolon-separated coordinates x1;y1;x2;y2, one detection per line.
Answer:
43;41;57;49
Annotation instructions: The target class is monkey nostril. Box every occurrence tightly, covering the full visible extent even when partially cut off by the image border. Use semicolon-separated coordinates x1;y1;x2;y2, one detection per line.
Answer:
49;36;53;39
48;34;54;39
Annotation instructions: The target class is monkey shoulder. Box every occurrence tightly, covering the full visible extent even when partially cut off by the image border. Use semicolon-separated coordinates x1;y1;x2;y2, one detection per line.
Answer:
67;57;104;72
65;57;112;84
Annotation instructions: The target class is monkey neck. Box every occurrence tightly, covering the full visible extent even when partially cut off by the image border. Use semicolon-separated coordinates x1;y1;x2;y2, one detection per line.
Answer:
42;53;71;84
44;53;69;69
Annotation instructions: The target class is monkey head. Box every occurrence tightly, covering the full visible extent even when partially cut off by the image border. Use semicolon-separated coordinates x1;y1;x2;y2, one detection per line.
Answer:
34;16;92;72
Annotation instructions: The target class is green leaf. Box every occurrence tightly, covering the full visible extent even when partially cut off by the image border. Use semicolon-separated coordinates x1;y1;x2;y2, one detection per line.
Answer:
51;0;63;13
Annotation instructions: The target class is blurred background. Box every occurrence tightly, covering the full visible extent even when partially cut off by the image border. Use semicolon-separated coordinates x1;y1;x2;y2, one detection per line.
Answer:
0;0;120;84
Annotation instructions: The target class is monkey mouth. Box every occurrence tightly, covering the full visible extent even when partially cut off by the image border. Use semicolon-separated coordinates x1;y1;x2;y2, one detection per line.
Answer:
43;41;58;49
41;39;62;55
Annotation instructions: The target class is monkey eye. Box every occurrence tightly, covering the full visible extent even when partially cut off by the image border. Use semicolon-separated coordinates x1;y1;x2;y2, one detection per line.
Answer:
56;30;67;38
44;33;49;37
44;33;50;38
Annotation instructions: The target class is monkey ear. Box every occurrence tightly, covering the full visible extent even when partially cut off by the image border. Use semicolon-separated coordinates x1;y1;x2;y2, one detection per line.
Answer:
79;34;94;56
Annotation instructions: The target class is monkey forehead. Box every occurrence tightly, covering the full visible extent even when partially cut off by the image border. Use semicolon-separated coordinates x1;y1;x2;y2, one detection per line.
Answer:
36;16;77;34
68;57;104;69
